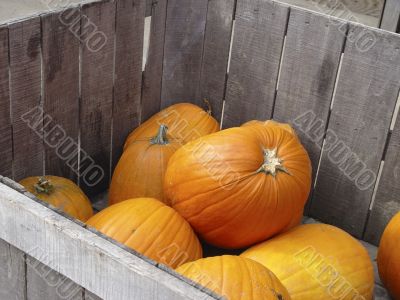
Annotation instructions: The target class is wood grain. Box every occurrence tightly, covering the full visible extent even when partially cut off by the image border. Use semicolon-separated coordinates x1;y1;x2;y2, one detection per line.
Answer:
310;24;400;238
0;26;12;178
9;17;43;181
223;0;289;128
80;0;115;195
380;0;400;32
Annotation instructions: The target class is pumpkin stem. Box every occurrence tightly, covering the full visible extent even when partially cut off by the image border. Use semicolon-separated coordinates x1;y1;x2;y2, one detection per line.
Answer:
203;98;212;115
256;148;291;177
150;124;169;145
34;177;54;195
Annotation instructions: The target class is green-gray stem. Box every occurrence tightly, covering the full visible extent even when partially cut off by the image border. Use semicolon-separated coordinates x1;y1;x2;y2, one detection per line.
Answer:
34;177;54;195
256;148;291;177
150;125;169;145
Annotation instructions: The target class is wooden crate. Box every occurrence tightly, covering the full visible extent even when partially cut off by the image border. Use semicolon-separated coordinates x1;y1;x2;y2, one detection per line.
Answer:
0;0;399;299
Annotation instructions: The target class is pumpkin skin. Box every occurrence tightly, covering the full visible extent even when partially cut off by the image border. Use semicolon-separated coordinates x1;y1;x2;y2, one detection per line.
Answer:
164;126;312;248
86;198;202;268
377;212;400;299
109;125;180;205
241;224;374;300
19;176;93;222
176;255;291;300
124;103;219;150
242;120;297;138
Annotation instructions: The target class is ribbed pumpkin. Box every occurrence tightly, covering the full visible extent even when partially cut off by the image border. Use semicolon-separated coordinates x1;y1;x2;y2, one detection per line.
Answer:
164;126;312;248
109;125;180;205
378;212;400;299
86;198;202;269
241;224;374;300
124;102;219;150
176;256;291;300
242;120;297;138
19;176;93;222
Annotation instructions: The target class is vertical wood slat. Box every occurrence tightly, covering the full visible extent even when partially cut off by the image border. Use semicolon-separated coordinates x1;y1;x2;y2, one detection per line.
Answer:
222;0;289;128
0;27;12;178
112;0;145;169
273;8;347;182
9;17;43;181
0;239;26;300
365;106;400;245
160;0;209;108
42;8;80;182
141;0;168;121
145;0;153;17
380;0;400;32
85;290;102;300
311;24;400;238
80;0;115;196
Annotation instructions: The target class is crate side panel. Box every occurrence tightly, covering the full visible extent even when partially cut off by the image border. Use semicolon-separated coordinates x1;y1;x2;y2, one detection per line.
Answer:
80;0;115;195
223;0;289;128
0;238;26;300
141;0;168;121
42;9;80;182
112;0;145;169
380;0;400;32
0;27;12;178
311;25;400;238
160;0;208;107
9;17;43;181
85;290;102;300
199;0;236;122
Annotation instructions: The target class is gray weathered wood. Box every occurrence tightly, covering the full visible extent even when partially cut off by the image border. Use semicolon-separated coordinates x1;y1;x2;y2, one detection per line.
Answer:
0;26;12;178
27;257;83;300
0;238;26;300
80;0;115;195
223;0;289;128
42;9;80;182
145;0;153;17
365;107;400;245
380;0;400;32
141;0;168;121
85;290;102;300
112;0;145;168
311;24;400;238
199;0;236;121
9;17;43;181
160;0;209;108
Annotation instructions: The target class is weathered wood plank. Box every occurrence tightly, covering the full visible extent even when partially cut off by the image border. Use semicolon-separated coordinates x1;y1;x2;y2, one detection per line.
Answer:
80;0;115;195
0;181;217;300
273;9;347;182
223;0;289;128
27;257;83;300
0;238;26;300
42;9;80;182
85;290;102;300
141;0;168;121
310;24;400;238
145;0;153;17
0;27;12;178
160;0;209;107
199;0;236;121
9;17;43;181
112;0;145;168
380;0;400;32
365;107;400;245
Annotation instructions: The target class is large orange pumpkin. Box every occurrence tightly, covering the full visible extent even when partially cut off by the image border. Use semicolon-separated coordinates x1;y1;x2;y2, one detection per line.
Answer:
242;119;297;138
241;224;374;300
19;176;93;222
109;125;180;205
176;255;291;300
164;126;312;248
378;212;400;299
86;198;202;268
124;102;219;150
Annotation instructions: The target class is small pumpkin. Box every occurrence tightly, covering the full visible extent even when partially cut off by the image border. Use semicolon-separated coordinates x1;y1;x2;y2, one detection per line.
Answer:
241;224;374;300
19;176;93;222
124;102;219;150
109;125;180;205
164;126;312;248
176;255;291;300
86;198;202;268
377;212;400;299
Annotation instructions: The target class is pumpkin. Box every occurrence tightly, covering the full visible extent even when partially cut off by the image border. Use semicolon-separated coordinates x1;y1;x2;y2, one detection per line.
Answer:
124;102;219;150
176;255;291;300
242;119;297;138
377;212;400;299
19;176;93;222
164;126;312;248
109;125;180;205
86;198;202;268
241;224;374;300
